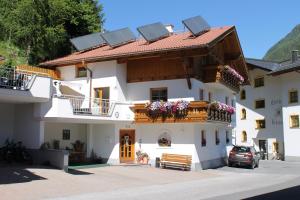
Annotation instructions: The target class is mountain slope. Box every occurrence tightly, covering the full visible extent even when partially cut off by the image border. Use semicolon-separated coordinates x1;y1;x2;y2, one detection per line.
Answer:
0;41;27;66
264;25;300;62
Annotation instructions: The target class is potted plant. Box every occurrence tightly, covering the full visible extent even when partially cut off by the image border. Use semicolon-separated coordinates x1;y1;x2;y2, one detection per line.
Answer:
136;150;149;164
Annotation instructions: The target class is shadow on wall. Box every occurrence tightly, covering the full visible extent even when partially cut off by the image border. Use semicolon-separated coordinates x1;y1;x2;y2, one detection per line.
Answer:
0;165;47;184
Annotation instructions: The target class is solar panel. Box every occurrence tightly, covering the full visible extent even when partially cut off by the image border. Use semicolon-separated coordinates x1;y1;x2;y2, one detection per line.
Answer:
182;16;210;37
137;22;170;43
70;32;106;51
101;28;136;48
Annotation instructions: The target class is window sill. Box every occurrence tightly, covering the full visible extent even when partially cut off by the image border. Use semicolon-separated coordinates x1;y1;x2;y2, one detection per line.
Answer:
289;127;300;129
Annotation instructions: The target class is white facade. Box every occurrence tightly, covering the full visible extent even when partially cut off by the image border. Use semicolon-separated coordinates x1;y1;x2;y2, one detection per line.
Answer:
0;59;238;170
236;68;300;161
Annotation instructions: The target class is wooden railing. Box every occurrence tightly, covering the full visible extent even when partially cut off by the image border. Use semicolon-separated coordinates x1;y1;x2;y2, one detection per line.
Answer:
133;101;232;123
16;65;61;80
216;67;240;92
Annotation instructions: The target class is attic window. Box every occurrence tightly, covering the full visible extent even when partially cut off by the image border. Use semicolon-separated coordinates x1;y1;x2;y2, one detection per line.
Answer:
76;63;87;78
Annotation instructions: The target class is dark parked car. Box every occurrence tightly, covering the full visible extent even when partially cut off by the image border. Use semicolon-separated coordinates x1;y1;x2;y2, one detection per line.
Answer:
228;146;260;169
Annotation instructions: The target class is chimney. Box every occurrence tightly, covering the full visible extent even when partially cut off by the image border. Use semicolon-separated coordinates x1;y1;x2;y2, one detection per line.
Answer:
165;24;174;34
292;50;299;63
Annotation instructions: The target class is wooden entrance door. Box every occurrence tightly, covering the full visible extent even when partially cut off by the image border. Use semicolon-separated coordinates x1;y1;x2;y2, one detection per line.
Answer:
119;129;135;163
94;87;109;114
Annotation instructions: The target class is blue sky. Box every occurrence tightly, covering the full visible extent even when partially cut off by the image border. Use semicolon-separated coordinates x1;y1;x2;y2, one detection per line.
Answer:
99;0;300;59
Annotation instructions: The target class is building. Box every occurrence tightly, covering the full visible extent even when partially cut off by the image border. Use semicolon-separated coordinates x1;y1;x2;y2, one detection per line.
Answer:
0;18;248;170
235;50;300;161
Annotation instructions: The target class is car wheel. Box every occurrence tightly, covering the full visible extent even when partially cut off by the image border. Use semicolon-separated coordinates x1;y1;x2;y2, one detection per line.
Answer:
228;162;233;167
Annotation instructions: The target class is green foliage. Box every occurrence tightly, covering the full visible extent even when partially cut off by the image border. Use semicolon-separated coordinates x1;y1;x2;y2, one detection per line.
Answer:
264;25;300;62
0;41;27;66
0;0;104;65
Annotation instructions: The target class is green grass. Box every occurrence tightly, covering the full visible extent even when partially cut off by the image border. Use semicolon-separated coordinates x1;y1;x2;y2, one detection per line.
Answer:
0;41;27;66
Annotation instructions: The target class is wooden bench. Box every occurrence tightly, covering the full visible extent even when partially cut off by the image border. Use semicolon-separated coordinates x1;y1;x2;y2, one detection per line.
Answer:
160;153;192;171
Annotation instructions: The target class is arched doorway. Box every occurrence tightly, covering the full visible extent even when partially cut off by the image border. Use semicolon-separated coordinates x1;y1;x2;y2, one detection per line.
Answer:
119;129;135;163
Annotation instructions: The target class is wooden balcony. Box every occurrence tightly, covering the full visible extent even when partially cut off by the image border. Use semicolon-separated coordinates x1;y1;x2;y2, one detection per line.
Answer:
133;101;232;124
216;66;241;92
16;65;61;80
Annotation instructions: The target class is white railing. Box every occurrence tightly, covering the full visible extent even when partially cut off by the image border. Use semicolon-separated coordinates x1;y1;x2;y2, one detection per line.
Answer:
56;95;116;116
0;67;47;90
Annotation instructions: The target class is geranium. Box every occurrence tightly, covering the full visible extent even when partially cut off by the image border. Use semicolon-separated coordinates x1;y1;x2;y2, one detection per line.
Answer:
145;100;190;120
209;101;235;114
223;65;244;84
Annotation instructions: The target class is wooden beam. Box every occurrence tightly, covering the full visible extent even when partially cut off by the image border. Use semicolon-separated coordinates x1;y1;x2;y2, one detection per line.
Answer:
183;57;192;90
117;47;208;64
224;52;241;61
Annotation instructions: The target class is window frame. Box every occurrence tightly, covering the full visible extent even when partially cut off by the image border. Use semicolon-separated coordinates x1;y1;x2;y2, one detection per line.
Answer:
226;130;230;144
255;99;265;109
150;87;168;102
208;92;212;102
199;88;205;101
75;63;87;78
215;130;220;145
241;108;246;120
225;96;229;105
290;115;299;128
240;89;246;100
201;130;206;147
241;131;247;143
256;119;266;129
254;76;264;88
289;90;298;104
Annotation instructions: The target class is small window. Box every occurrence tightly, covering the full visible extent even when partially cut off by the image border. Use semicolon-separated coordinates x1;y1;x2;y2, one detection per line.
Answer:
231;99;235;107
255;99;265;109
241;108;246;120
215;130;220;145
289;90;298;104
225;96;229;105
208;92;212;102
62;129;70;140
256;119;266;129
201;130;206;147
240;89;246;100
150;88;168;102
290;115;299;128
75;64;87;78
226;130;230;144
199;89;205;101
254;77;264;88
241;131;247;143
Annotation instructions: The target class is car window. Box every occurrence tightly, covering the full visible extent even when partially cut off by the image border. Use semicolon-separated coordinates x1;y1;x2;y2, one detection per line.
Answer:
232;146;250;153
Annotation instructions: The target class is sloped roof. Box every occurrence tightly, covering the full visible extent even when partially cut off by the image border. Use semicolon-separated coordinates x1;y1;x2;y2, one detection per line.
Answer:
246;58;279;71
269;59;300;75
245;57;300;75
40;26;234;66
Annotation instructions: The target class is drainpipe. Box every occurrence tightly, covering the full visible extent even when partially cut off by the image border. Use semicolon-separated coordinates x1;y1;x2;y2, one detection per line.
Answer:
82;60;93;109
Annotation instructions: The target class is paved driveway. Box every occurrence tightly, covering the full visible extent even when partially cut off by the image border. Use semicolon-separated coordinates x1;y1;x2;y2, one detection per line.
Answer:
0;161;300;200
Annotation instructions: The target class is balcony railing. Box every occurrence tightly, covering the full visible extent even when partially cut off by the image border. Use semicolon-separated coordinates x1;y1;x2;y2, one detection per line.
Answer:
133;101;232;124
57;95;116;116
216;66;243;92
16;65;60;80
0;67;45;90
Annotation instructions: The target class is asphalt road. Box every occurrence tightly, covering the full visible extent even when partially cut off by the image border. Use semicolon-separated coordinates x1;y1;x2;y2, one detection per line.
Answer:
50;160;300;200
